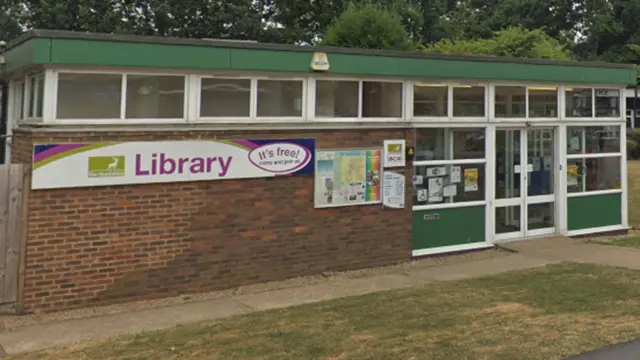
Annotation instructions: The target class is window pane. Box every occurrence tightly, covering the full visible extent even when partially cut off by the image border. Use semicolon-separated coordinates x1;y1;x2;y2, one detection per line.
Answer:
453;86;485;117
36;76;44;118
413;164;485;205
415;128;446;161
585;126;620;153
595;88;620;117
568;126;621;154
414;84;447;117
28;76;36;118
126;75;184;119
200;78;250;117
567;157;621;193
14;82;24;121
57;73;122;119
453;128;485;159
257;80;303;117
528;87;558;118
566;88;592;117
315;80;358;117
495;86;525;118
362;81;402;117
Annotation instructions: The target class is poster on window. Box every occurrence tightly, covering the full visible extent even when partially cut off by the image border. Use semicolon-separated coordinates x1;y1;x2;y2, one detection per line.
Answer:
428;177;444;202
314;148;382;208
567;164;579;186
464;168;478;192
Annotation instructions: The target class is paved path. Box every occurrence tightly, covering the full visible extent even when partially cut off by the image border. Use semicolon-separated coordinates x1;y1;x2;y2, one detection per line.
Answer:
565;340;640;360
1;236;639;357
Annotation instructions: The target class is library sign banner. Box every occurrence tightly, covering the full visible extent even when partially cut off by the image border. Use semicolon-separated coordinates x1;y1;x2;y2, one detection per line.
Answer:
32;139;316;190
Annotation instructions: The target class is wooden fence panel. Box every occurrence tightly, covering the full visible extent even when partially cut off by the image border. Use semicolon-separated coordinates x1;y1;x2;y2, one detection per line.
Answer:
0;164;28;307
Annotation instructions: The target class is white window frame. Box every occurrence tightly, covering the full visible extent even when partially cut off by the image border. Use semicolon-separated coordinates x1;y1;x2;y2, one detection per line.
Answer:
490;83;528;121
412;126;488;211
562;85;624;122
490;82;561;122
565;123;624;197
409;81;450;121
255;75;307;122
196;75;253;122
451;82;489;122
52;69;188;124
309;76;405;122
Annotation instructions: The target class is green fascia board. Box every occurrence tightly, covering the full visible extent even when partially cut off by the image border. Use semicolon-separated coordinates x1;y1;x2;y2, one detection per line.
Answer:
567;193;622;231
3;31;636;85
1;38;50;73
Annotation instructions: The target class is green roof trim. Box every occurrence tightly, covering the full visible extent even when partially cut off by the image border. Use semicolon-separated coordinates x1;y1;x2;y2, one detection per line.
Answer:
1;29;636;85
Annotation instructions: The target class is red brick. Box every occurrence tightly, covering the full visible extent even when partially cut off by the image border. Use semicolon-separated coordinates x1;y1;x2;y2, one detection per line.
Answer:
12;128;412;313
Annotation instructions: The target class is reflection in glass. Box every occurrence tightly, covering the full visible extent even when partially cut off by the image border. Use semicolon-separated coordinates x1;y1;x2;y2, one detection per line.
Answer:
528;87;558;117
126;75;185;119
362;81;402;117
566;88;593;117
567;157;621;193
496;206;521;234
415;128;446;161
528;203;555;230
527;128;554;196
453;129;485;159
495;86;525;118
495;130;521;199
200;78;250;117
315;80;359;117
595;88;620;117
257;79;303;117
413;84;447;117
57;73;122;119
453;86;485;117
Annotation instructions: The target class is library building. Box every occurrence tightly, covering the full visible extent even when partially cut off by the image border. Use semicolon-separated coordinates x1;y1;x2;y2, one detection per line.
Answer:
0;30;634;312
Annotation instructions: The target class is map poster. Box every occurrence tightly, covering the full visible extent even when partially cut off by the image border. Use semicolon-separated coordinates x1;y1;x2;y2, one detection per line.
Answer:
314;148;382;208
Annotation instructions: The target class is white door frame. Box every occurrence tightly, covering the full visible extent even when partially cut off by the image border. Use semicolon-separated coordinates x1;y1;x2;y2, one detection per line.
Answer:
491;125;559;242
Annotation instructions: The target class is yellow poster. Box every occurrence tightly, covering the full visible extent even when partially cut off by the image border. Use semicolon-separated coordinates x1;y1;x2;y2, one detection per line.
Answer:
464;168;478;192
567;165;579;186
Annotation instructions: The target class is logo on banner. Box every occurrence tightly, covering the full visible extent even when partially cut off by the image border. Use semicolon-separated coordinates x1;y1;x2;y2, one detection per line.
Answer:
88;156;125;177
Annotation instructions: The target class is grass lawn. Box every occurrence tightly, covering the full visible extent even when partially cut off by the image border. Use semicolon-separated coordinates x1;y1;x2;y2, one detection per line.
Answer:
628;161;640;226
597;236;640;248
11;263;640;360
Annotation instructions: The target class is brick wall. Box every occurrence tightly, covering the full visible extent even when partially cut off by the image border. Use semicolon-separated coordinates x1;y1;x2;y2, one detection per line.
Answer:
11;128;413;312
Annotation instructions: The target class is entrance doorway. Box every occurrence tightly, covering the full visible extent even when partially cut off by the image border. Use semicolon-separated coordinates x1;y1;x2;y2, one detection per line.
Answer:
494;128;557;241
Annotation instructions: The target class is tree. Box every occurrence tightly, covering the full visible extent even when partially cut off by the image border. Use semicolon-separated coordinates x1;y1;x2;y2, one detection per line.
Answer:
322;3;415;51
424;26;573;60
0;0;24;42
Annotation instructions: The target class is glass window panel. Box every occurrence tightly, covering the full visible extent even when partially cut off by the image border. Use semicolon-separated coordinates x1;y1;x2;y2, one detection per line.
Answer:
595;88;620;117
453;128;485;159
495;86;525;118
57;73;122;119
362;81;402;117
453;86;485;117
527;128;555;196
566;88;592;117
568;126;621;154
496;206;521;234
200;78;250;117
413;84;447;117
257;79;303;117
36;76;44;118
126;75;184;119
495;130;522;199
567;157;621;193
28;76;36;118
415;128;446;161
413;164;485;205
528;203;554;230
528;87;558;118
315;80;359;117
13;82;24;121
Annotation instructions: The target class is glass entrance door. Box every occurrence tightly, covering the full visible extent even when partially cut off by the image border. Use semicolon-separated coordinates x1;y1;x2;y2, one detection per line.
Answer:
494;128;556;241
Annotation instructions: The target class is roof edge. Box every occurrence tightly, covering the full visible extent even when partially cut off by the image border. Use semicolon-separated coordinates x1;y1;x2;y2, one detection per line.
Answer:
2;29;634;71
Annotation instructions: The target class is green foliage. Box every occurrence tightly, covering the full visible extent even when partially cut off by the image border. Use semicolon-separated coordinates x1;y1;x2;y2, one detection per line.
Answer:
322;3;416;51
424;26;573;60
